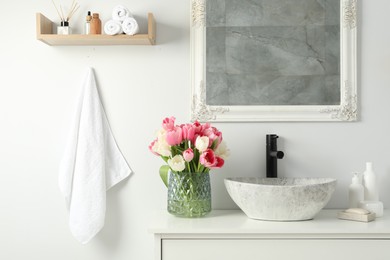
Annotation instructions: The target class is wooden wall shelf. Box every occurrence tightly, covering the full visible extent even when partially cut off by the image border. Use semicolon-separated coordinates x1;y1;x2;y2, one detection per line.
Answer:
36;13;156;46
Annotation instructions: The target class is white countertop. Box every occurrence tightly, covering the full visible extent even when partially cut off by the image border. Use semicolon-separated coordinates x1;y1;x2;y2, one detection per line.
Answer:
149;210;390;238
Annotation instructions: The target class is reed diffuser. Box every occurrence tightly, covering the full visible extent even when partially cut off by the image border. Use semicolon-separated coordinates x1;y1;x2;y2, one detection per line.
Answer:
51;0;80;34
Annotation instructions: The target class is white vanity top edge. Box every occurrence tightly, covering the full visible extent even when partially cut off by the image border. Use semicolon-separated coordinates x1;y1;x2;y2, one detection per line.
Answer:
149;210;390;237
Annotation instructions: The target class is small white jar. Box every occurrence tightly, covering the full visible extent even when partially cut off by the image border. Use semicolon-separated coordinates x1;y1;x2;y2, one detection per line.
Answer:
359;200;384;217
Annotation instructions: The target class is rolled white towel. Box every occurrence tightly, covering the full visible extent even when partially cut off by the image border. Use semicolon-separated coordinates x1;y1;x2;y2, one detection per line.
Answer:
122;17;139;36
104;20;123;36
112;5;132;22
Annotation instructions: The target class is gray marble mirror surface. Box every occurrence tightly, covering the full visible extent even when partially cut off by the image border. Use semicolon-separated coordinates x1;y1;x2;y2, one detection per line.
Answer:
191;0;357;122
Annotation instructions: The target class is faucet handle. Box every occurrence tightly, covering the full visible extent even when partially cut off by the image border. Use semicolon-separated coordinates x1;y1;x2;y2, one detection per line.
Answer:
271;151;284;159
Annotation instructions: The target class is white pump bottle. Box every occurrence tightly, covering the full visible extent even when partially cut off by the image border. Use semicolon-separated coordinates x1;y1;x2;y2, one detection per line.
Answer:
363;162;379;201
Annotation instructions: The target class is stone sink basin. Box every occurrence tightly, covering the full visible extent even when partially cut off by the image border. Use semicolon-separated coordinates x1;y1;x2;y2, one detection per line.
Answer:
224;177;337;221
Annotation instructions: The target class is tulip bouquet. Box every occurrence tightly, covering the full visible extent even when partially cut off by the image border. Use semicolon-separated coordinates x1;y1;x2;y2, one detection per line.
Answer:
149;117;229;185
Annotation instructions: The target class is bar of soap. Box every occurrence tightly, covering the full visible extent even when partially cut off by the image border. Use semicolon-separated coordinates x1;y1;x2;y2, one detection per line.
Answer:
344;208;370;215
338;209;376;222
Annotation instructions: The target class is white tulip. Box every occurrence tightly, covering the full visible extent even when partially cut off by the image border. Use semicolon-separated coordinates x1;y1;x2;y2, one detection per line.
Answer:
168;155;186;172
155;129;172;157
215;141;230;159
195;136;209;152
156;141;172;157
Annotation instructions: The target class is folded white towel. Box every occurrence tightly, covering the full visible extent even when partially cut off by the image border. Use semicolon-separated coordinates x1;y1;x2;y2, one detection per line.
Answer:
58;67;132;244
112;5;132;22
104;20;123;35
122;17;139;36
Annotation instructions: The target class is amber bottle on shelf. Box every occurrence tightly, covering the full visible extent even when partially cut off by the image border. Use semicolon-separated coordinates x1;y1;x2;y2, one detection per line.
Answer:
90;13;101;34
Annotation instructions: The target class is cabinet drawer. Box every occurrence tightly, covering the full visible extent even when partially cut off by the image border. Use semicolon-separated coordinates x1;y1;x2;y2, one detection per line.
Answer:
162;239;390;260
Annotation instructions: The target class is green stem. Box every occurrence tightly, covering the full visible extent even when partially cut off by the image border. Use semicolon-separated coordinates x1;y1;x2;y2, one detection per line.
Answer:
186;162;191;172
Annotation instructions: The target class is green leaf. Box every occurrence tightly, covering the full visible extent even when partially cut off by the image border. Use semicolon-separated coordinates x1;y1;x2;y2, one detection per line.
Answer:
159;165;170;188
211;139;219;150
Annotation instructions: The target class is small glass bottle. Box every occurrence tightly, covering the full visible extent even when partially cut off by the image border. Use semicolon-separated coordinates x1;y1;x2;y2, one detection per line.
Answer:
57;21;72;35
85;11;92;35
90;13;102;34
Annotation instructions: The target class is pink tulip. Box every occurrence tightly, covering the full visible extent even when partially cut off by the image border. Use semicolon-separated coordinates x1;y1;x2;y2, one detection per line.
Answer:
203;126;222;147
211;156;224;169
200;123;211;135
199;149;217;168
183;148;194;162
162;116;176;131
181;124;196;143
166;126;183;146
193;121;203;135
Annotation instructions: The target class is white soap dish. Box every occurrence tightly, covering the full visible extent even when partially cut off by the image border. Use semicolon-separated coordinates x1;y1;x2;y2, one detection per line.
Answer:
338;208;376;222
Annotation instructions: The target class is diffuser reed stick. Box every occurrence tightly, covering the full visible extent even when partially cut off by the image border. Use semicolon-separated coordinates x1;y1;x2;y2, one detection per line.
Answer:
67;0;76;18
66;0;80;21
60;5;65;21
67;5;80;21
51;0;80;22
51;0;63;21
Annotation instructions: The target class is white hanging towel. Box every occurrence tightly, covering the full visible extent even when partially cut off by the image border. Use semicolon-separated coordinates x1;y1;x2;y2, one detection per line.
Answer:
59;67;132;244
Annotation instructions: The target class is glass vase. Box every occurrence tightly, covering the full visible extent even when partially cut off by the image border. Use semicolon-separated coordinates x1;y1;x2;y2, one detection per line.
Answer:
167;171;211;218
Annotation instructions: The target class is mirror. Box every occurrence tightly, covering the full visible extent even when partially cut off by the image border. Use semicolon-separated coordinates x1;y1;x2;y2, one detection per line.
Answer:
191;0;357;122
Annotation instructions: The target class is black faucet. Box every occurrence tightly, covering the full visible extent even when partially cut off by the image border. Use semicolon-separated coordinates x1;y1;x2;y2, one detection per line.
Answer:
266;134;284;178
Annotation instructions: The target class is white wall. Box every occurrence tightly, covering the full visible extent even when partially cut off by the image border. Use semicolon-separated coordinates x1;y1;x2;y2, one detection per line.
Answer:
0;0;388;259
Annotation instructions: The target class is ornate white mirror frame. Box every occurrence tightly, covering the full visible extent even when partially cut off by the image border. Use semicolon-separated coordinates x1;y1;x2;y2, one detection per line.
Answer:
191;0;357;122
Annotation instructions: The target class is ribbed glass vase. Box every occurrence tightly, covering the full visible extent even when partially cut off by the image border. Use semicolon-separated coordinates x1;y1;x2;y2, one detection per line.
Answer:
167;171;211;218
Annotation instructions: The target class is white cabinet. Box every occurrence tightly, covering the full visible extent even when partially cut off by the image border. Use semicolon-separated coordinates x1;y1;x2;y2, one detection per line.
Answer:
163;240;390;260
149;210;390;260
